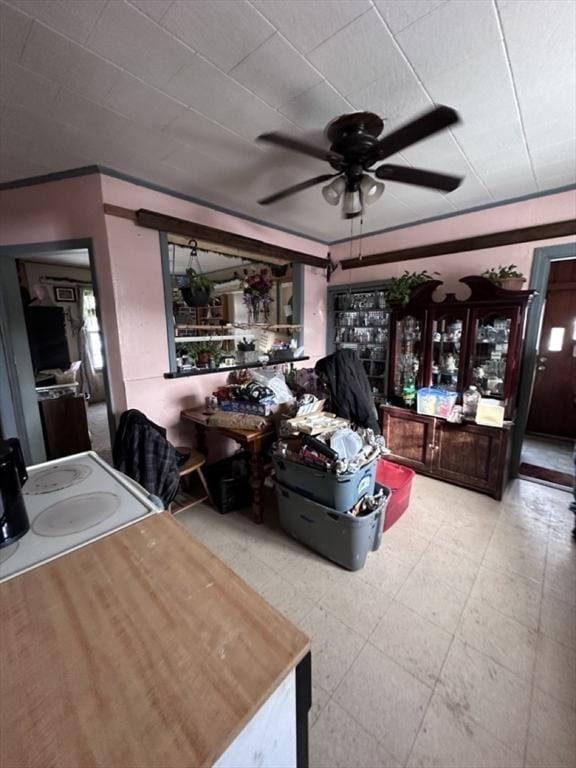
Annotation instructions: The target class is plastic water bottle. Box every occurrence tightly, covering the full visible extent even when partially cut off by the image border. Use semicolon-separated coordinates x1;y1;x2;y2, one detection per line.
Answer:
402;376;416;408
462;385;480;420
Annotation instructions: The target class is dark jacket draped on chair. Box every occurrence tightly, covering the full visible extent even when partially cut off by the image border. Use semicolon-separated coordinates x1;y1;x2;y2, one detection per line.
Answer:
113;409;181;506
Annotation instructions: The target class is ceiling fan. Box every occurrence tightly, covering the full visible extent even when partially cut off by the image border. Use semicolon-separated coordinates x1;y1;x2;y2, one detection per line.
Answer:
256;105;463;218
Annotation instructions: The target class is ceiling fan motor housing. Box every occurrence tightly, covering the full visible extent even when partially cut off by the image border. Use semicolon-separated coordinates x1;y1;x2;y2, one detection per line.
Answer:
256;105;462;207
326;112;386;187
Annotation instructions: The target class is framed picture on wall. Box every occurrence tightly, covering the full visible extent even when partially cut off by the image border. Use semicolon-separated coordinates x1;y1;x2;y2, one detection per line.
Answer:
54;286;76;303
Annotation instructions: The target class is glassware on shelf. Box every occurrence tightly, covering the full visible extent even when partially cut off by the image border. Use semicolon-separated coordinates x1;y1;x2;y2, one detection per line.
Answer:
470;316;511;398
462;385;480;419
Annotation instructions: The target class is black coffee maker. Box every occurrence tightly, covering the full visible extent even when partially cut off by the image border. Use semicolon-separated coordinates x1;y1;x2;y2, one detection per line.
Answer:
0;438;29;548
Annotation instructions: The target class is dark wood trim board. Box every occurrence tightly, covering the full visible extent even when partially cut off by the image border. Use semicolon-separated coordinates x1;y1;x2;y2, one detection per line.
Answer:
340;219;576;269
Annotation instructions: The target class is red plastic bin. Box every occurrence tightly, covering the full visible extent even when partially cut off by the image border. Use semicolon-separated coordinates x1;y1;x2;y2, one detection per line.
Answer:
376;460;415;531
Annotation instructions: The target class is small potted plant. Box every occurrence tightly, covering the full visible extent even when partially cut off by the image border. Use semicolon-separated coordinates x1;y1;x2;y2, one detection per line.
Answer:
385;270;440;307
195;344;211;368
180;268;213;307
236;337;258;365
177;344;196;370
208;342;224;369
482;265;526;290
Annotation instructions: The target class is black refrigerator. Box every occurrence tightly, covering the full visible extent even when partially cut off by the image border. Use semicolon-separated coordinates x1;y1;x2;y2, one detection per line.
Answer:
327;284;390;403
24;305;70;373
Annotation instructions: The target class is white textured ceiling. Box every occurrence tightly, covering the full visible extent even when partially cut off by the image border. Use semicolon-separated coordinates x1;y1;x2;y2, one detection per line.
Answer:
0;0;574;242
19;249;90;268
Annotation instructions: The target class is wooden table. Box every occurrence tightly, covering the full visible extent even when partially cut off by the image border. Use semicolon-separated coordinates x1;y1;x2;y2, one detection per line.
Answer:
0;513;311;768
181;408;276;523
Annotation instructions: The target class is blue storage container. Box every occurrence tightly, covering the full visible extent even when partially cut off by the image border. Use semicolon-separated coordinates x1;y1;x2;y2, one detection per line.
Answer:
275;482;390;571
272;454;377;512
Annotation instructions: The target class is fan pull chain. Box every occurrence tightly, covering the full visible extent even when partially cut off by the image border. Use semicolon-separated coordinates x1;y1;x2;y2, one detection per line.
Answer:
357;215;364;263
347;217;355;295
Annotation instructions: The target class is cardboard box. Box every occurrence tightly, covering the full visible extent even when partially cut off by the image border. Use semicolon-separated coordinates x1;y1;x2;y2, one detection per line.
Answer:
475;398;505;428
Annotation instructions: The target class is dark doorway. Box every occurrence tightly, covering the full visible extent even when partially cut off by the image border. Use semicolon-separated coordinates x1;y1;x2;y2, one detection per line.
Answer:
5;247;113;464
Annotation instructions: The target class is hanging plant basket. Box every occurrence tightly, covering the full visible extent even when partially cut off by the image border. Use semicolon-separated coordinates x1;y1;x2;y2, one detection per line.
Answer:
271;264;288;278
180;287;211;307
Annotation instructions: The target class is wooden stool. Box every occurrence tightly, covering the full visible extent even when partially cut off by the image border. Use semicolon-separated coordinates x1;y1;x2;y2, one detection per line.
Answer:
171;447;214;514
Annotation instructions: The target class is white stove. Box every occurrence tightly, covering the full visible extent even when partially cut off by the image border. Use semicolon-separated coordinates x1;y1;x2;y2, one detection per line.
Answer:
0;451;161;583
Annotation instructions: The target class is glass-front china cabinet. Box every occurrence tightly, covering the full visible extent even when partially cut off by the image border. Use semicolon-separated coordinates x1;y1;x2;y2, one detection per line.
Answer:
383;276;533;500
388;276;530;419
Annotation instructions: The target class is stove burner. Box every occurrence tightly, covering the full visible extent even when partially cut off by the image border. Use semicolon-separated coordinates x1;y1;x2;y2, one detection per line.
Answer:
0;541;19;565
32;493;120;537
24;464;93;495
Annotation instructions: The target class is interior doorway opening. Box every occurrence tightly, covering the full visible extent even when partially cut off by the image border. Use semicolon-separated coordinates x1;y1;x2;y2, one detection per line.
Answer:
519;258;576;489
5;245;113;464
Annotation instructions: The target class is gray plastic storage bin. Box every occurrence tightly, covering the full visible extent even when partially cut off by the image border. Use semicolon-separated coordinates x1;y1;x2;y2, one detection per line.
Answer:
272;455;377;512
275;482;390;571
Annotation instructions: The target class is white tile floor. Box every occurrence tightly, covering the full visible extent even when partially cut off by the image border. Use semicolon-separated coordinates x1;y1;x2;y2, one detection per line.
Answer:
176;475;576;768
87;401;112;463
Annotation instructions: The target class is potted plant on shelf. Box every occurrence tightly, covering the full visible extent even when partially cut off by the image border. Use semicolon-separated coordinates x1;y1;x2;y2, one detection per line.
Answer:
385;270;440;307
180;268;213;307
180;344;197;369
236;337;258;365
195;341;223;369
482;265;526;290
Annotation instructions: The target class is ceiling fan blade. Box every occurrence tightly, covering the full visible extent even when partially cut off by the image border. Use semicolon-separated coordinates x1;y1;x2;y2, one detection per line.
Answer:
371;105;460;162
375;164;463;192
257;132;344;164
258;174;340;205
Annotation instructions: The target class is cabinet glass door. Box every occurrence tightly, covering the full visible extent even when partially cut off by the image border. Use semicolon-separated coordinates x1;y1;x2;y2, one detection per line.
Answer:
393;314;424;400
430;312;466;391
469;311;514;400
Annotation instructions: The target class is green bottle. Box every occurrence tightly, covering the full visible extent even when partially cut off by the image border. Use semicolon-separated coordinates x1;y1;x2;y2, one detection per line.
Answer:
402;375;416;407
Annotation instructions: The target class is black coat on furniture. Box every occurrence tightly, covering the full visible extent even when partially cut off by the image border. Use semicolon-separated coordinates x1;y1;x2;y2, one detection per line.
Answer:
315;349;380;433
113;410;182;506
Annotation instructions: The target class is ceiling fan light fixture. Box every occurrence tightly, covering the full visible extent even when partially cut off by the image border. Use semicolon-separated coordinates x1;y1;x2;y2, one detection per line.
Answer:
342;189;362;217
360;175;385;205
321;176;346;205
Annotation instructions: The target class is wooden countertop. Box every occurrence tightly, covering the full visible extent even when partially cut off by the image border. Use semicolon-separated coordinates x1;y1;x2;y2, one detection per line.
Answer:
0;513;310;768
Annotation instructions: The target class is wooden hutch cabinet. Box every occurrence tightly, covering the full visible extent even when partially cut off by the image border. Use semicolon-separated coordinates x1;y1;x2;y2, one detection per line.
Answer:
381;276;532;499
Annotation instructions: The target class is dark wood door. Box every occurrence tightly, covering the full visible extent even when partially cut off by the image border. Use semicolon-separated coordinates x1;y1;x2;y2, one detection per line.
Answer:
527;259;576;438
381;407;435;470
433;421;507;495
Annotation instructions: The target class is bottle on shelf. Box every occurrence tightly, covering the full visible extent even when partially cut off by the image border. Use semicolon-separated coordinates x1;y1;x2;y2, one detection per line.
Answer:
402;375;416;408
462;385;480;420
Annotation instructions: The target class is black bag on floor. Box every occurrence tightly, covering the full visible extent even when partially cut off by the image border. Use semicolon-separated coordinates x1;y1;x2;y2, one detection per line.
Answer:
205;452;252;514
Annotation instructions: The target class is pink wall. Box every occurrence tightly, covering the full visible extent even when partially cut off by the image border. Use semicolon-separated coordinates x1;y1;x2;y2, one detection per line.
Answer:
99;176;329;446
3;169;572;454
0;174;126;414
0;171;329;450
330;190;576;297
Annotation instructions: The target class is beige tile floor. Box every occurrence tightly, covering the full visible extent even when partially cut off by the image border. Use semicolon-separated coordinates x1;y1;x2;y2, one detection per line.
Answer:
176;475;576;768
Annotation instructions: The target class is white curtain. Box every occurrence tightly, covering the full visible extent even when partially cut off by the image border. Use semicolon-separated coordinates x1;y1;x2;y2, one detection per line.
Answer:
79;288;105;402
